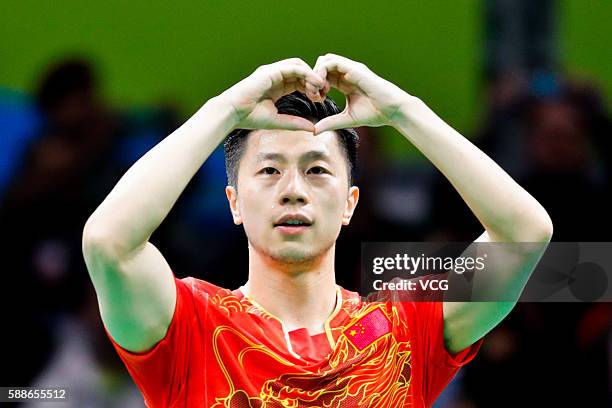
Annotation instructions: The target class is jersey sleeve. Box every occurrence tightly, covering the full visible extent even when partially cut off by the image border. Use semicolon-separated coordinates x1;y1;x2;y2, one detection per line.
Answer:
406;300;484;407
103;274;205;407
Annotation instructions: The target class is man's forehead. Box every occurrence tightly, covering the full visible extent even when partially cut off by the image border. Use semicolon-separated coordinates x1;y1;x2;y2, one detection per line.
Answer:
244;129;341;162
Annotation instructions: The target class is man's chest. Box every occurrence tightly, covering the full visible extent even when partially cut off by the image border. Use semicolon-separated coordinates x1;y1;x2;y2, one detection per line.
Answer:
204;308;414;407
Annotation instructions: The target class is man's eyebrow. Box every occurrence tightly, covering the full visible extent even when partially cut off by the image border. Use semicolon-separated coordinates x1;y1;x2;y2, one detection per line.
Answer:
256;152;286;163
301;150;332;162
255;150;332;163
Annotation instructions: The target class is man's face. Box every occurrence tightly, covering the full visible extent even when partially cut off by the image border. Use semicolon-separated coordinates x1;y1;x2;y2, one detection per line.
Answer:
225;129;359;265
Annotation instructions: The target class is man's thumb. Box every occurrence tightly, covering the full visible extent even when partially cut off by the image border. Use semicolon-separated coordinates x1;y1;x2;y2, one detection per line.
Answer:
314;112;353;135
269;113;315;132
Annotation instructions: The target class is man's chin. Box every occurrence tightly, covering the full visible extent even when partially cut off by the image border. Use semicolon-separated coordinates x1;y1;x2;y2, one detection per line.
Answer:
271;247;318;264
249;239;334;266
267;240;336;265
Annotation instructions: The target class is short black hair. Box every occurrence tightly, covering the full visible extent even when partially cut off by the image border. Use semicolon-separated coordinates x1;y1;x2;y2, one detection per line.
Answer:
223;91;359;189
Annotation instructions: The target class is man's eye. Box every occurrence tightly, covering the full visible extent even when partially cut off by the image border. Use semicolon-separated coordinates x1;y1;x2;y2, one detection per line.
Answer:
308;166;328;175
261;167;279;175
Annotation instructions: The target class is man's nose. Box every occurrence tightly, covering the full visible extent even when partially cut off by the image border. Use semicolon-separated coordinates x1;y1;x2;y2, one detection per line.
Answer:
279;170;309;205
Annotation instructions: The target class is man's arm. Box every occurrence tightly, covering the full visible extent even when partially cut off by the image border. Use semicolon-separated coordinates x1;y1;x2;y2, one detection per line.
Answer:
82;58;325;352
82;97;237;352
311;53;553;354
389;98;552;354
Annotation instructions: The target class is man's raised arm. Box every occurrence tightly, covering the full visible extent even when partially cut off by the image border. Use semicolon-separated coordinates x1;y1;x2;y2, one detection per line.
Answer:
311;53;553;354
82;58;324;352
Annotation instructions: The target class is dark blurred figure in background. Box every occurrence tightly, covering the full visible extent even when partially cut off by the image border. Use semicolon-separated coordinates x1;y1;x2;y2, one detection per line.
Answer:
429;1;611;406
0;58;117;386
521;79;611;241
0;58;147;405
1;58;120;313
459;75;612;408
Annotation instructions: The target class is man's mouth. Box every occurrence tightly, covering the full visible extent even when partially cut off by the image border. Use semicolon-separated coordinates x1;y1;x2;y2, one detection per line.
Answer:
274;220;311;227
273;220;312;235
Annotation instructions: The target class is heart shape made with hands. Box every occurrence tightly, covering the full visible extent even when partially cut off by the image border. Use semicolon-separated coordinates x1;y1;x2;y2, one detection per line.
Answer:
298;70;353;134
307;54;391;134
307;54;363;104
273;54;392;134
297;59;343;105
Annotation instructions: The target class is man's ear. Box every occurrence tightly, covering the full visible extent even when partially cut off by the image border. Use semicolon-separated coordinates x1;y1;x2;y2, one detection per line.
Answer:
225;185;243;225
342;186;359;226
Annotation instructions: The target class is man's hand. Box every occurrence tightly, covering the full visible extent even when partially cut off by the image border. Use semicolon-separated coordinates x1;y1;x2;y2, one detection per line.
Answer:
311;53;410;134
219;58;325;131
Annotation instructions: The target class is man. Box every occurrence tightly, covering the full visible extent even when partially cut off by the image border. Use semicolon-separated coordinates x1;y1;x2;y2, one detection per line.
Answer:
82;54;553;407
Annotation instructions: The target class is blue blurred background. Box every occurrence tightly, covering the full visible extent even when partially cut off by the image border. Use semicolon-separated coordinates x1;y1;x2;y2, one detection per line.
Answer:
0;1;610;406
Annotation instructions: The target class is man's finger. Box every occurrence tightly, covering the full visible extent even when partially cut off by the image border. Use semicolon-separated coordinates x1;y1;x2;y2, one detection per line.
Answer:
314;54;366;96
313;55;328;82
277;65;324;89
283;78;318;103
278;57;313;73
313;111;354;135
314;54;352;78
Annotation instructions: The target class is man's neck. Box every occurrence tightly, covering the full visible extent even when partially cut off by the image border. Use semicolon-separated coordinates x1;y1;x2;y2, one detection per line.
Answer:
243;244;338;335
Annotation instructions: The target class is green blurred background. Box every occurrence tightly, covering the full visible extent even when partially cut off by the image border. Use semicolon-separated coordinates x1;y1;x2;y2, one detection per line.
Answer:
1;0;610;158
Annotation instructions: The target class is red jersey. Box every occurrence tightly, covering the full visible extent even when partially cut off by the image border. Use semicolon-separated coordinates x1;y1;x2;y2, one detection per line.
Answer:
106;274;483;407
